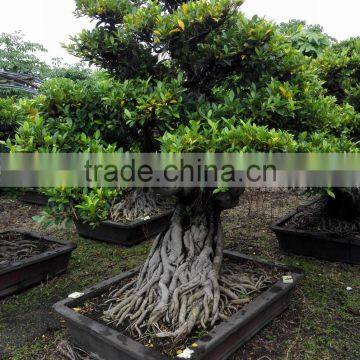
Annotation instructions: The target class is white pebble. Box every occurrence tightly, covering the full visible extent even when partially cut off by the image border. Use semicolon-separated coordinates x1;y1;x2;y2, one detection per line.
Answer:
68;292;84;299
177;348;194;358
282;275;294;284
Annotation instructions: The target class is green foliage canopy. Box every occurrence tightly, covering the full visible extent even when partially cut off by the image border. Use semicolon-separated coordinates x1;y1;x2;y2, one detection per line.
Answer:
6;71;186;152
7;0;360;224
67;0;359;145
316;37;360;114
278;19;333;58
0;31;48;77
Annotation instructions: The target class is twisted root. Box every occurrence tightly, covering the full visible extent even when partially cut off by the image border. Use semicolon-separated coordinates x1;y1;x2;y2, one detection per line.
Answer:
0;233;45;268
103;201;270;340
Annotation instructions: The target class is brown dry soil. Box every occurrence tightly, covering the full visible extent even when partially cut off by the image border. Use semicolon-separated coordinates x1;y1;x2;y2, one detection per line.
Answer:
0;190;359;360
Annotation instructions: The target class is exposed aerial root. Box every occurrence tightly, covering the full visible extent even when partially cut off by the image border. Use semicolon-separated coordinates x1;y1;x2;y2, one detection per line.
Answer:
110;189;171;222
0;233;44;268
103;199;271;340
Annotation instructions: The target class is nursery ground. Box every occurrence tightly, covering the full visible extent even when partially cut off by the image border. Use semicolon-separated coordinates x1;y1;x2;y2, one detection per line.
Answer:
0;190;359;360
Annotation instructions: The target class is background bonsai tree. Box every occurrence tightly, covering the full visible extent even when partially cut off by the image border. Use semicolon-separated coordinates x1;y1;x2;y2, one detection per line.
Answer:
0;96;34;149
0;31;92;146
314;37;360;220
63;0;359;341
0;71;41;147
6;69;185;225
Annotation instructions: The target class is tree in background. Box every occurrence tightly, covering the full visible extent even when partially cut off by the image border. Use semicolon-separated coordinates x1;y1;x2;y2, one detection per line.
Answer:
0;31;92;98
44;57;91;81
0;31;48;97
278;19;333;58
0;31;48;77
58;0;359;343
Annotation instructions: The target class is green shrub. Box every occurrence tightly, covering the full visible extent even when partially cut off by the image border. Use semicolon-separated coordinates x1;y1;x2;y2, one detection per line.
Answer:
27;73;186;150
316;38;360;113
0;97;34;147
34;187;122;228
7;71;186;225
278;20;333;58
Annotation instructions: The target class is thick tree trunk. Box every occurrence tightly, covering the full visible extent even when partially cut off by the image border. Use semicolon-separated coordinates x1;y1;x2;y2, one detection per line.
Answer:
103;189;258;340
105;195;223;338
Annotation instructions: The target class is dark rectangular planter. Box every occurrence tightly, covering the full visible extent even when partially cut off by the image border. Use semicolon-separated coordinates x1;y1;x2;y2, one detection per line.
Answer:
270;205;360;265
74;211;173;247
19;190;50;206
0;230;76;299
53;251;303;360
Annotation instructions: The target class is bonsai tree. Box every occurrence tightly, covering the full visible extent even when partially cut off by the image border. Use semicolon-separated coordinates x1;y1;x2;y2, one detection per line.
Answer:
6;70;185;225
0;74;40;147
0;96;34;150
64;0;359;341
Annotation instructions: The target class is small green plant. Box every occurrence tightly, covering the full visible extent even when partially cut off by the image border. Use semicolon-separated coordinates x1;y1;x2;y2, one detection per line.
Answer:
0;97;34;148
75;188;121;226
33;188;122;228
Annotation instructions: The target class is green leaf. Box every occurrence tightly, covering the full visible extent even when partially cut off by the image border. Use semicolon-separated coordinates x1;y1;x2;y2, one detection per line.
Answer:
326;188;336;199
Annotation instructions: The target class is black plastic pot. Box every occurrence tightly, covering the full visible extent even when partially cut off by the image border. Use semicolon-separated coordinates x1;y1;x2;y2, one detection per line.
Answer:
74;211;173;247
18;190;50;206
0;230;76;299
271;204;360;265
54;251;303;360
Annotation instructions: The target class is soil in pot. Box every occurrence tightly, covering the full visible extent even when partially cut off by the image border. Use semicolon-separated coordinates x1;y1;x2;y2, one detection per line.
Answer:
284;199;360;236
75;257;288;358
0;231;60;269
